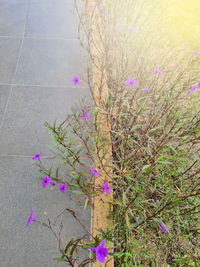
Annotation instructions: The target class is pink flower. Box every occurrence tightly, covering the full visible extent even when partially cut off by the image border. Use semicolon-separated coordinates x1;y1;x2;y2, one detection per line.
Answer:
27;209;38;226
125;78;137;88
99;3;103;10
154;66;164;76
89;240;108;263
143;88;149;92
51;182;57;187
193;50;199;57
196;82;200;89
42;176;52;188
60;184;67;194
173;64;177;70
91;168;99;175
101;182;109;195
129;26;137;31
159;223;167;233
187;82;200;94
80;110;89;122
32;153;42;161
72;76;80;85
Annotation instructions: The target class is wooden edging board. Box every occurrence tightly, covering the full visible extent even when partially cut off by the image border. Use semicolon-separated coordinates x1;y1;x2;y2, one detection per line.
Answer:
86;1;114;267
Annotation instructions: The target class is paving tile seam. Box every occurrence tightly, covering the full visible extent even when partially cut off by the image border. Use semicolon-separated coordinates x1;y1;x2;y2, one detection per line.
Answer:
0;83;89;89
0;155;55;158
0;36;79;41
24;36;80;41
0;0;30;133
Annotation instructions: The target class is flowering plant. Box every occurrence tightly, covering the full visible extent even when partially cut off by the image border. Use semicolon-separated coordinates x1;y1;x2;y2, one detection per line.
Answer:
28;0;200;266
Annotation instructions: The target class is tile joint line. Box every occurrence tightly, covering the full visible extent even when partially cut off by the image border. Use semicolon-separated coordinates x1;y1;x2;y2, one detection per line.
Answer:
0;0;30;132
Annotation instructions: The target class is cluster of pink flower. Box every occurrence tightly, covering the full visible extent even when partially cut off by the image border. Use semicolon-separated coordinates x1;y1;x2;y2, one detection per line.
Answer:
29;154;110;263
30;121;110;262
30;59;200;262
187;82;200;94
32;153;67;193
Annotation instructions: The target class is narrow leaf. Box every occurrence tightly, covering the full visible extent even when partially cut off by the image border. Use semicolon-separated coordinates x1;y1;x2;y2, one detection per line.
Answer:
84;198;89;210
56;168;59;178
48;167;52;176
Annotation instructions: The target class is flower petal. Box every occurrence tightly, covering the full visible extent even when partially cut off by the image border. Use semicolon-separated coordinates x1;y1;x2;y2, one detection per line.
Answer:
96;254;106;263
89;247;96;253
101;240;106;247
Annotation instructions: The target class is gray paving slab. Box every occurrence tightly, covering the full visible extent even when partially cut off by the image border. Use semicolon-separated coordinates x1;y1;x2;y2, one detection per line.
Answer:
0;156;92;267
0;37;22;83
0;0;27;3
26;0;78;38
0;85;92;156
14;38;88;87
0;0;93;266
0;84;10;125
0;1;27;36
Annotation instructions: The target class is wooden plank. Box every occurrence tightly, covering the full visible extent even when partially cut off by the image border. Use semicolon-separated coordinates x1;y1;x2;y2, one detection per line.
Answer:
86;1;114;266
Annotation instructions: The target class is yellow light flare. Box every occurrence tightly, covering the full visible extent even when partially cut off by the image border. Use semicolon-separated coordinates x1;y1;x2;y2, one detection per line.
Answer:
161;0;200;50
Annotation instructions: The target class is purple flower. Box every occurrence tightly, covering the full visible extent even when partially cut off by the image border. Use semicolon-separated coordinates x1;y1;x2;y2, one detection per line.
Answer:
187;86;196;94
80;110;89;122
89;240;108;263
91;168;99;175
125;78;137;88
51;182;57;187
159;223;167;233
60;184;67;194
99;3;103;10
72;76;80;85
27;209;38;226
193;50;199;57
42;176;52;188
32;153;42;161
143;88;149;92
196;82;200;89
129;26;137;31
101;182;109;195
154;66;164;76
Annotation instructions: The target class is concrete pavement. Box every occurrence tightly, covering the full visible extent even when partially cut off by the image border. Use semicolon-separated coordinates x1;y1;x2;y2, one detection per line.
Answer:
0;0;92;266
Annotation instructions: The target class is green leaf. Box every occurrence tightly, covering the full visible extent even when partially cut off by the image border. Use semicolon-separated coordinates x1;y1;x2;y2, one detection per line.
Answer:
73;159;77;167
53;119;57;130
53;256;65;262
90;136;96;146
130;125;140;132
181;136;192;143
61;131;67;141
62;150;67;157
84;198;89;210
48;167;52;176
122;192;127;206
85;136;90;144
76;147;84;155
65;238;74;254
69;190;83;196
70;239;82;256
32;162;41;168
56;168;59;178
111;252;124;257
40;170;48;176
171;199;185;204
